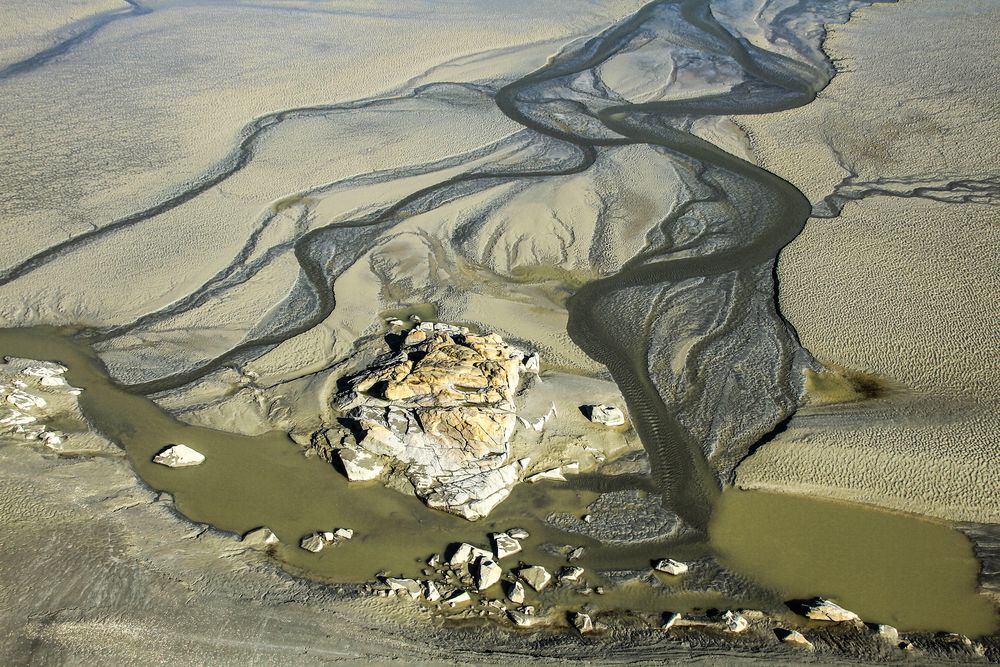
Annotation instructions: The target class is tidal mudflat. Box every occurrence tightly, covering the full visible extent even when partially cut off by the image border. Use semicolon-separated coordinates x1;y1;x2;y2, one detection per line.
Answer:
1;0;997;663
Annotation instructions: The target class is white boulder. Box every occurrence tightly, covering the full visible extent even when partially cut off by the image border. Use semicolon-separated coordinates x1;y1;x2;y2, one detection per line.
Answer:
654;558;688;575
336;446;384;481
797;598;860;623
153;444;205;468
516;565;552;592
585;404;625;427
723;611;749;633
473;556;502;590
490;532;521;559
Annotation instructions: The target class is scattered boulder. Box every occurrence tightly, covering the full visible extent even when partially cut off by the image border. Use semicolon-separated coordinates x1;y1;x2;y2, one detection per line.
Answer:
424;580;441;602
333;527;354;541
793;598;860;623
153;444;205;468
299;532;328;553
661;612;681;630
653;558;688;575
507;528;530;540
241;527;279;548
490;532;522;559
516;565;552;592
473;556;502;590
571;611;594;634
446;590;472;606
776;628;814;649
507;610;539;628
449;542;492;566
331;326;531;520
583;404;625;427
557;566;584;583
723;611;749;633
870;623;899;643
504;580;526;604
383;577;423;600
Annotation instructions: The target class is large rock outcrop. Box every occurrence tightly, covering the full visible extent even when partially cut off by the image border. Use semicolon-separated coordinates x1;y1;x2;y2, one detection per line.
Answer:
332;323;532;520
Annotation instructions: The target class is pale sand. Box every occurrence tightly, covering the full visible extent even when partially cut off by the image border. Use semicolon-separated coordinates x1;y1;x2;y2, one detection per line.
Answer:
0;0;124;69
734;0;1000;522
0;0;645;264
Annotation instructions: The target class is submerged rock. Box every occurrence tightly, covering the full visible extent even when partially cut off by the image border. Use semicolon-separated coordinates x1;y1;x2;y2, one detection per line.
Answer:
584;404;625;427
332;325;530;520
794;597;860;622
654;558;688;575
152;444;205;468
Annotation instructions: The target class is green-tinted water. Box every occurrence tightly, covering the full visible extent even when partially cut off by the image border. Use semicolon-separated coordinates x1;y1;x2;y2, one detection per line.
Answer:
1;326;995;635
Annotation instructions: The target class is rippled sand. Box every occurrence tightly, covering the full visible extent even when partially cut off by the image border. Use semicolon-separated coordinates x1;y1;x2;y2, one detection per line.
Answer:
735;0;1000;524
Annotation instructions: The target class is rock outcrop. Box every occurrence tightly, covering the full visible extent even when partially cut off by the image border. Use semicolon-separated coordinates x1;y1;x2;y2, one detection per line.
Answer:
332;323;534;520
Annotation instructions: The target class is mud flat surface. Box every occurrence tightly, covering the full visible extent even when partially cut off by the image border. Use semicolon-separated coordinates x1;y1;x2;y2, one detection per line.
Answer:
735;0;1000;524
0;0;998;663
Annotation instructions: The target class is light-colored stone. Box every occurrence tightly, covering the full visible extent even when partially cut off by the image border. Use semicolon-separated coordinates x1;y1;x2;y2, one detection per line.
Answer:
299;532;327;553
473;556;502;591
872;623;899;643
779;629;814;649
446;590;472;606
504;580;526;604
424;580;441;602
797;598;860;623
571;611;594;634
723;610;749;633
506;528;530;540
507;610;539;627
662;612;681;630
336;446;384;481
490;532;521;559
333;528;354;541
152;444;205;468
516;565;552;592
449;542;492;566
654;558;688;575
558;566;585;583
526;467;565;483
584;404;625;427
241;527;279;547
334;326;530;520
383;577;422;600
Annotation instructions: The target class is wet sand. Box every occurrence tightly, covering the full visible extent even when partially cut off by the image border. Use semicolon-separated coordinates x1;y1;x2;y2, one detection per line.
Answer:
0;0;997;661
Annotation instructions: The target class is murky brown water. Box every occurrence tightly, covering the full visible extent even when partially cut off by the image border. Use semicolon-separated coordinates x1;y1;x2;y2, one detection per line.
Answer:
711;490;998;636
1;325;996;635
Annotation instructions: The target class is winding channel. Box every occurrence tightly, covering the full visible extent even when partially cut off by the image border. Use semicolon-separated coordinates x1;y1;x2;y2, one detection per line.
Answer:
2;0;823;527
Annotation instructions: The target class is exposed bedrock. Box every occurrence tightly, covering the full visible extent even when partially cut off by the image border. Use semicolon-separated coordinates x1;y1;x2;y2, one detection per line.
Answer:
329;324;529;520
